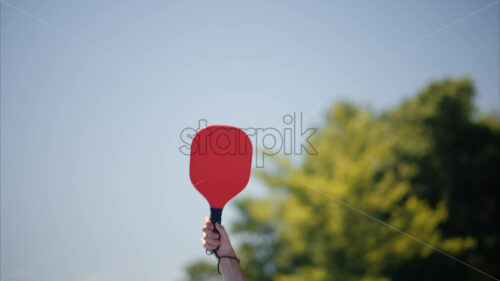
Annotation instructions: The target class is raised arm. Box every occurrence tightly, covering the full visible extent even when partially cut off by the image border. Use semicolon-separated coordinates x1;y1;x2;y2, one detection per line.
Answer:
201;217;246;281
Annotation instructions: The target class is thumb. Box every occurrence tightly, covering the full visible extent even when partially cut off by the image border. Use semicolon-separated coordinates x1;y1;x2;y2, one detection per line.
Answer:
215;223;229;240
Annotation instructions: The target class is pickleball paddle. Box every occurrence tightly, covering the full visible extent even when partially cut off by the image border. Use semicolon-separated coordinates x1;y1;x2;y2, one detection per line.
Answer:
189;125;252;253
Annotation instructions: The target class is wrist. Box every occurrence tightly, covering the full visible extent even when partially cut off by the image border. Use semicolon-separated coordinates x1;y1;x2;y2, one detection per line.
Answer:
216;246;236;257
215;249;241;276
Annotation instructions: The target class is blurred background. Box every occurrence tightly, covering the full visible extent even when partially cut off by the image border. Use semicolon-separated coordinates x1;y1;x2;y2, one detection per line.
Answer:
1;1;499;281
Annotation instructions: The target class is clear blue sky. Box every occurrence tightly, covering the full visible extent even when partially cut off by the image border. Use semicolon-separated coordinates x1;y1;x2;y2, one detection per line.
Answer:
1;0;499;280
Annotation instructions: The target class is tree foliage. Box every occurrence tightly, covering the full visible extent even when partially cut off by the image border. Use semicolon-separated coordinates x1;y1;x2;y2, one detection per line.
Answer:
183;261;219;281
185;78;500;281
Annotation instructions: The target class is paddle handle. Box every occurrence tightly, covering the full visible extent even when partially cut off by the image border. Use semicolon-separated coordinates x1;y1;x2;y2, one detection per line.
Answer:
206;208;223;255
210;208;223;234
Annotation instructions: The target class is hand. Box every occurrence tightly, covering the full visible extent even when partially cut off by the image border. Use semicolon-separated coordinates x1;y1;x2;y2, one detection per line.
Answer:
201;216;235;256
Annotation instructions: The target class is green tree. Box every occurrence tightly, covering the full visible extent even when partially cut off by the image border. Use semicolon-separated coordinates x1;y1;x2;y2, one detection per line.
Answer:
184;78;499;281
183;261;219;281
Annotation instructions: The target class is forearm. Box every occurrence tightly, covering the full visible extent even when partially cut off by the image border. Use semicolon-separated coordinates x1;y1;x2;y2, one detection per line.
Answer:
219;256;246;281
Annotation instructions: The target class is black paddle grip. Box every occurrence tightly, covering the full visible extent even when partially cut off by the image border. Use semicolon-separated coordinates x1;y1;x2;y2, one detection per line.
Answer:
206;208;223;255
210;208;223;233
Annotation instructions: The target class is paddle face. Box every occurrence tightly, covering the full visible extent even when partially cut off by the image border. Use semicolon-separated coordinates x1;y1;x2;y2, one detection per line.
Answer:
189;125;253;209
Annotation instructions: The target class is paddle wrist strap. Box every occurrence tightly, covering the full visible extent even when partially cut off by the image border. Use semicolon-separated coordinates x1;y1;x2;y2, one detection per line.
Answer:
215;251;240;275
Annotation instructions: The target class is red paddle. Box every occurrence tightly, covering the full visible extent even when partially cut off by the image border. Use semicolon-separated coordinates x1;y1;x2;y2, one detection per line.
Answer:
189;125;252;252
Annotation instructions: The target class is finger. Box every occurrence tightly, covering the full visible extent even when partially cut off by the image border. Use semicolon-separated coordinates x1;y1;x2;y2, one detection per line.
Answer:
202;240;221;250
205;244;219;251
202;232;220;244
201;236;217;245
202;228;219;239
215;223;229;240
202;223;217;232
202;222;214;231
204;218;213;229
204;216;211;223
205;236;221;244
202;230;218;240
